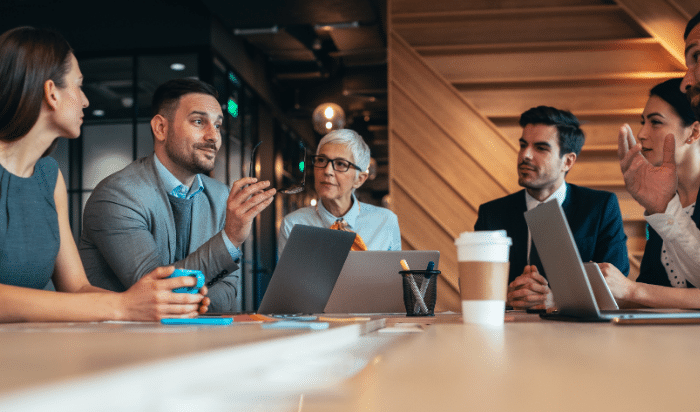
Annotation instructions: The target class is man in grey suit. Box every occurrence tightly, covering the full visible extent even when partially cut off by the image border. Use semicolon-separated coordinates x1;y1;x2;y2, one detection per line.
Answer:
79;79;275;312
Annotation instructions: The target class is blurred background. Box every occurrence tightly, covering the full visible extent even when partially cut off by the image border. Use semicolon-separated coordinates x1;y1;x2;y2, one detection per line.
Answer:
2;0;698;311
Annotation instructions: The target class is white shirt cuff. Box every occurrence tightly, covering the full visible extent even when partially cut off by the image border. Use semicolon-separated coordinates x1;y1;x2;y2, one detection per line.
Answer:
645;194;687;237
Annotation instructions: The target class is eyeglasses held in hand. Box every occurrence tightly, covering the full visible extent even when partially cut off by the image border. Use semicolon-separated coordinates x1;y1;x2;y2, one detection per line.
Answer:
249;141;306;195
311;155;362;173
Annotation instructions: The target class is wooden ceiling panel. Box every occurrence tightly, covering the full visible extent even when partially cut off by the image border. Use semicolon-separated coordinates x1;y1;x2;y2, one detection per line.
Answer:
460;83;656;119
393;6;647;46
424;49;684;83
673;0;700;16
614;0;691;65
392;0;608;14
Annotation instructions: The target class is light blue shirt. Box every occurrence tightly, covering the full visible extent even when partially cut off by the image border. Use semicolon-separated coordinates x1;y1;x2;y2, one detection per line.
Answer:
154;154;241;261
278;193;401;256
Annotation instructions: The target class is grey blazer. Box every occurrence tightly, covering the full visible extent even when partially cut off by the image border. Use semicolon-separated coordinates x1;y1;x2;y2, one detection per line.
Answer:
79;154;240;312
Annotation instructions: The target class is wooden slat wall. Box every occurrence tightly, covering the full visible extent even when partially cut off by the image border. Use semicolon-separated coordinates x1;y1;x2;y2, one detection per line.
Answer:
388;30;519;310
388;0;699;311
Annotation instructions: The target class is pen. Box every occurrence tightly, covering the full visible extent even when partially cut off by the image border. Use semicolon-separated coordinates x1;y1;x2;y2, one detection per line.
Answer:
401;260;428;314
414;261;434;313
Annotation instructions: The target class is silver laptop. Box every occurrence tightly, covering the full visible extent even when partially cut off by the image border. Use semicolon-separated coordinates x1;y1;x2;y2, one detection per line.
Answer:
257;225;356;314
584;262;618;310
524;200;700;322
324;251;440;314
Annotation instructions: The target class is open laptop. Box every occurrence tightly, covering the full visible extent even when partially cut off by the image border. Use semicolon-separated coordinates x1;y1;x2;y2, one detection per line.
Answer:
324;250;440;314
524;199;700;322
583;262;618;310
256;225;356;314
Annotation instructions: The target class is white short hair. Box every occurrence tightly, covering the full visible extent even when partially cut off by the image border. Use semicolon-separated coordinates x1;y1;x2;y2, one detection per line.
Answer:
316;129;371;173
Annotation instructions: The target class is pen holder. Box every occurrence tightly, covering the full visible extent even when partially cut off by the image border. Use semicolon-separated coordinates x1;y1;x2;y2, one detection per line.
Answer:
400;270;440;316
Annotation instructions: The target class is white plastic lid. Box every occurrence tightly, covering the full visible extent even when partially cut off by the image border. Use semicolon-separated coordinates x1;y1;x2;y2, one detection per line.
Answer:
454;230;512;247
454;230;512;262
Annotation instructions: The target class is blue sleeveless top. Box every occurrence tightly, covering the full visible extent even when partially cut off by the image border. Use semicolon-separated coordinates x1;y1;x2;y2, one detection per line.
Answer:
0;156;60;289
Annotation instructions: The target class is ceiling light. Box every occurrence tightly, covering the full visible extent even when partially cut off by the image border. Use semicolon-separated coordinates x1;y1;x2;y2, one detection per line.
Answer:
92;109;105;117
312;103;345;135
170;63;186;71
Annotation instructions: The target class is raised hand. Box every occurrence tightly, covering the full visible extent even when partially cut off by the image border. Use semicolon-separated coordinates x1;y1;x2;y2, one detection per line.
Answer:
618;124;677;214
224;177;276;247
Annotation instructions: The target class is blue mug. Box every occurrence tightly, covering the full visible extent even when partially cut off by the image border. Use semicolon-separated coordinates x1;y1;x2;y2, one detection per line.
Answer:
168;269;204;294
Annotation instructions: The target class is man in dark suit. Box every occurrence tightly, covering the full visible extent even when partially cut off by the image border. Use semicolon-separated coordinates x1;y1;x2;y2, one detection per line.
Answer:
474;106;629;310
79;79;276;312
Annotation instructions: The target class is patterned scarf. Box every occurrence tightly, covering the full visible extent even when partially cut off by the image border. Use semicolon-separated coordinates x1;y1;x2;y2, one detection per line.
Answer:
330;218;367;251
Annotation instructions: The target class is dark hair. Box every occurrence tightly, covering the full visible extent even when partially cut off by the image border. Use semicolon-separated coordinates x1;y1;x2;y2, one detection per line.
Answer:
0;26;73;142
151;78;219;118
519;106;585;157
650;78;698;127
684;11;700;40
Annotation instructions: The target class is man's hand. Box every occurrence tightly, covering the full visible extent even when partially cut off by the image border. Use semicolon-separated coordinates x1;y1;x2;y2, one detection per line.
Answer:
224;177;276;247
120;266;206;321
507;265;555;310
618;124;677;214
197;285;211;314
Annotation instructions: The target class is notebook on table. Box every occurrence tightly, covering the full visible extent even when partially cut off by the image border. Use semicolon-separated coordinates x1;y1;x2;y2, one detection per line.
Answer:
324;250;440;314
524;199;700;322
255;225;356;315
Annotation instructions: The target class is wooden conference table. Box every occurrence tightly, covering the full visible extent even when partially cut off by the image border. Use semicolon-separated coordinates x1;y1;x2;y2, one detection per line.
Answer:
1;312;699;411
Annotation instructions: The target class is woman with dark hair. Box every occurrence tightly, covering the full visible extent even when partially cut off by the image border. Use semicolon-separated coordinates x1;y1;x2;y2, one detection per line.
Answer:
0;26;209;322
600;77;700;308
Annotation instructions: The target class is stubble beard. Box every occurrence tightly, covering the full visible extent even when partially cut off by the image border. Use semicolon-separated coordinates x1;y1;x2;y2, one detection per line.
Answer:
518;177;539;190
687;84;700;120
164;135;217;176
517;162;538;189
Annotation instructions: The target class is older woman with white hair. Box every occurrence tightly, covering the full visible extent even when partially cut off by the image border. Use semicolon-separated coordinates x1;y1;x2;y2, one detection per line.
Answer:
278;129;401;254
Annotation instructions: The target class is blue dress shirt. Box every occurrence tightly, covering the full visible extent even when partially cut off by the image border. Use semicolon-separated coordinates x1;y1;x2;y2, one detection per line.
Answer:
154;155;241;261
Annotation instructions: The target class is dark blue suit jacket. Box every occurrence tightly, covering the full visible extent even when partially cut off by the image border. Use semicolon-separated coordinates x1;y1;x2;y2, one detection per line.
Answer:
474;184;629;283
636;191;700;288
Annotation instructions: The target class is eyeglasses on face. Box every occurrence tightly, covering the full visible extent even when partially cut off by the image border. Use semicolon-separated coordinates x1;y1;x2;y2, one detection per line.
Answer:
311;155;362;172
